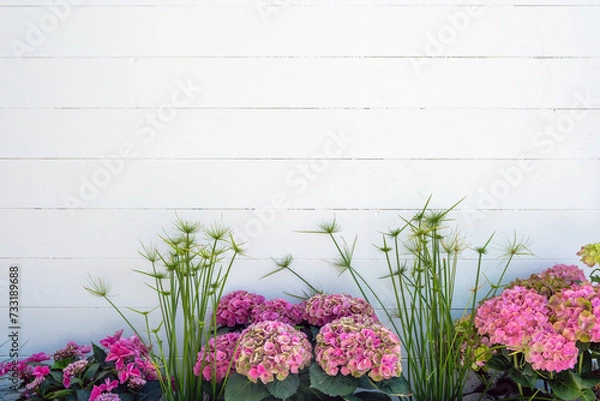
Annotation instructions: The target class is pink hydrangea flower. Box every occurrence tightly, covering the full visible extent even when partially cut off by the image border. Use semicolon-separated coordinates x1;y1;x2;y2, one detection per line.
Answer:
304;293;377;327
235;321;312;384
90;378;120;401
315;317;402;382
525;326;578;372
541;264;586;283
194;332;240;382
251;298;304;325
475;286;550;351
216;290;265;327
549;283;600;342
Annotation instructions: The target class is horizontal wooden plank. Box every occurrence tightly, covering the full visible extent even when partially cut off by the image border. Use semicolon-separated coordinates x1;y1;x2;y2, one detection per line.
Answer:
0;160;597;209
1;1;599;6
1;108;599;159
0;5;599;57
0;59;598;108
0;209;595;260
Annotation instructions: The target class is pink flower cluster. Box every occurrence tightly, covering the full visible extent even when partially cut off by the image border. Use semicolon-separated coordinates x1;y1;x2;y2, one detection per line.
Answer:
315;317;402;382
549;283;600;342
525;328;579;372
0;352;50;383
475;286;550;350
542;264;586;284
90;378;121;401
476;264;600;373
235;321;312;384
101;330;157;389
53;341;92;361
251;298;305;325
24;365;51;392
216;290;266;327
194;332;241;382
304;293;377;326
62;359;89;388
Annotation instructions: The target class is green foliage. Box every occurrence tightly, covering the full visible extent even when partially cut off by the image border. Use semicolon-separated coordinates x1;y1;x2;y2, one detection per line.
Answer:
309;363;358;397
86;218;243;401
224;373;270;401
265;374;300;400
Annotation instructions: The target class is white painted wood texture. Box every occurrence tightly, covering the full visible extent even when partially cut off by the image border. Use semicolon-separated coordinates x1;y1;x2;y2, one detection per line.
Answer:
0;1;598;357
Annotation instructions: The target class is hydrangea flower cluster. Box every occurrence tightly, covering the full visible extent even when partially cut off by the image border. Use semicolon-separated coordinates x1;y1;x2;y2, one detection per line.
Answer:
235;321;312;384
194;332;241;382
525;327;579;372
53;341;92;360
250;298;304;325
315;317;402;382
216;290;266;327
475;286;550;350
578;243;600;267
102;330;157;389
548;283;600;342
475;264;600;373
304;293;377;326
62;359;89;388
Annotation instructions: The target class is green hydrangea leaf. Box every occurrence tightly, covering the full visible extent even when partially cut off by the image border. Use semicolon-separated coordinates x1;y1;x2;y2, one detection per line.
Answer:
44;389;74;399
348;391;392;401
508;365;538;389
265;374;299;400
484;353;512;371
309;363;358;397
83;363;100;382
225;373;270;401
92;343;107;364
549;371;583;401
359;376;411;397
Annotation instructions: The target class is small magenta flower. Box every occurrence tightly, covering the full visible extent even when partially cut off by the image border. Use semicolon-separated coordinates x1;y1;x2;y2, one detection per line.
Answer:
235;321;312;384
304;293;377;326
24;353;51;363
90;378;120;401
251;298;304;325
315;317;402;382
216;290;266;327
194;332;240;382
100;329;124;348
118;362;142;384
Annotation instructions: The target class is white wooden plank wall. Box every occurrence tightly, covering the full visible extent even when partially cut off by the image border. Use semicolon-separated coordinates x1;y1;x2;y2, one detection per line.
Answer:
0;0;598;355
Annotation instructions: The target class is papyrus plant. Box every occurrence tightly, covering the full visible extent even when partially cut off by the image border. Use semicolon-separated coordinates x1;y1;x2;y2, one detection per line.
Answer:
274;198;531;401
86;218;243;401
